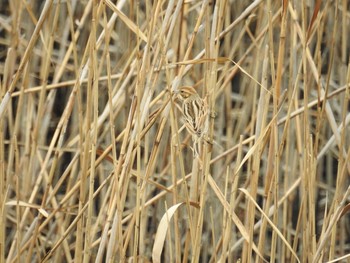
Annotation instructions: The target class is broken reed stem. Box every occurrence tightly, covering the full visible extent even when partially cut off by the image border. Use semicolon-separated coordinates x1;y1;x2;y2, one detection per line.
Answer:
1;1;349;262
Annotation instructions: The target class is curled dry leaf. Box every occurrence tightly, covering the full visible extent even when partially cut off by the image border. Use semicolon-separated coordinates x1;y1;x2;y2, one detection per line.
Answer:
152;201;199;263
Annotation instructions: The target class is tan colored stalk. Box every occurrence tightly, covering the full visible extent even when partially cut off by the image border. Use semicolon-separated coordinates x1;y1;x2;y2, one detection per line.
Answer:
2;1;349;262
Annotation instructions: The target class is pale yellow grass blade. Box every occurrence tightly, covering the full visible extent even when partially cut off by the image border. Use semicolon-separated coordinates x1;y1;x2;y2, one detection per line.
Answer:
104;0;147;43
152;202;199;263
208;175;267;262
239;188;300;263
6;200;48;218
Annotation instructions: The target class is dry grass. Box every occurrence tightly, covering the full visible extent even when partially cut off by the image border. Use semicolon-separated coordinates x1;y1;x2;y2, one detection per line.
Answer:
0;0;350;262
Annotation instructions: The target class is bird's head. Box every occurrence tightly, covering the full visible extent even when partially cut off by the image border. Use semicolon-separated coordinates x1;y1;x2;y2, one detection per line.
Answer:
175;86;197;100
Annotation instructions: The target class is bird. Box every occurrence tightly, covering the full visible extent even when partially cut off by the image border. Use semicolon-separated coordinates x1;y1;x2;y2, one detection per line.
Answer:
175;86;208;156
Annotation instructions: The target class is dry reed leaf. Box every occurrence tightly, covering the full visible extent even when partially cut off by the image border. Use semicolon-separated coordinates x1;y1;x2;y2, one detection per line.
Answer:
104;0;147;43
339;203;350;219
208;175;268;262
152;201;199;263
313;186;350;262
277;84;349;126
307;0;322;42
325;253;350;263
234;90;288;176
282;0;288;15
3;48;15;88
0;0;54;119
2;1;348;261
239;188;301;263
171;56;270;95
226;57;271;95
6;200;49;218
171;57;229;65
234;126;270;175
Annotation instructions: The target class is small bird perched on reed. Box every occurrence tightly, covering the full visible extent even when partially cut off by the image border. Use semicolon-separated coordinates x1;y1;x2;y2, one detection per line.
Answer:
175;86;208;156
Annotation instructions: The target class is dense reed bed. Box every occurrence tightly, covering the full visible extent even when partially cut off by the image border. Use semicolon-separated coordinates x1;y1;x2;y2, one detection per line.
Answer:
0;0;349;262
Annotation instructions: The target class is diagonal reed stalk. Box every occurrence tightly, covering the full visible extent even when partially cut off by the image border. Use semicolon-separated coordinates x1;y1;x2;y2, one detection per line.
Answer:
0;1;349;262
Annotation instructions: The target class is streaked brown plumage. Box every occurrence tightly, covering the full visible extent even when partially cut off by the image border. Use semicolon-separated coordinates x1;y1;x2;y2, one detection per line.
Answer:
176;86;208;156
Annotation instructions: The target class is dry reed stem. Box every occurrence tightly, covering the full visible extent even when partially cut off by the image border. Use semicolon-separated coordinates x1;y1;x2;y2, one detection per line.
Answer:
1;1;349;262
